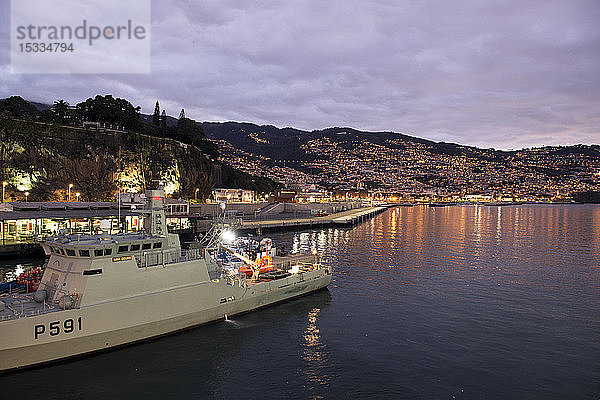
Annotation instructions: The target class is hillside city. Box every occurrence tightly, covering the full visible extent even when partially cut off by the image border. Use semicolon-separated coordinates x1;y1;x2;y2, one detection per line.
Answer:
213;131;600;203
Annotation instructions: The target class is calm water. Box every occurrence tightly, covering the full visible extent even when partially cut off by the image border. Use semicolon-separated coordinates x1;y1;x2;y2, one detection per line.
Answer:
1;205;599;399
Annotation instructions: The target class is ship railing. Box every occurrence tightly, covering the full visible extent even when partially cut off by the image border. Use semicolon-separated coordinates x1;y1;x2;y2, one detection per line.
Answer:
179;248;204;263
290;262;320;272
132;248;205;269
0;295;58;320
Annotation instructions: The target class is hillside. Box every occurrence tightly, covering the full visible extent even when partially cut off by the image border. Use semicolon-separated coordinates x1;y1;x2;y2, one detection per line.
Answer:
0;96;280;202
203;121;600;198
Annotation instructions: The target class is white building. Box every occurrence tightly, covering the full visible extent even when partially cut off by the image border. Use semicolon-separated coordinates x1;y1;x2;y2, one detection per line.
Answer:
212;188;255;203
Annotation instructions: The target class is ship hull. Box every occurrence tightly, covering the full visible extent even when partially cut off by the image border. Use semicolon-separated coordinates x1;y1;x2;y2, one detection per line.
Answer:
0;269;331;373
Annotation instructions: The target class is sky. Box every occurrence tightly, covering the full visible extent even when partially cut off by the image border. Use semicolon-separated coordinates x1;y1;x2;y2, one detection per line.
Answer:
1;0;599;150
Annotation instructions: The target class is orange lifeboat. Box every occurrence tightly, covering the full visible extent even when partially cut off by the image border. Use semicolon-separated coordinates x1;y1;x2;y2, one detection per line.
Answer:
238;255;273;277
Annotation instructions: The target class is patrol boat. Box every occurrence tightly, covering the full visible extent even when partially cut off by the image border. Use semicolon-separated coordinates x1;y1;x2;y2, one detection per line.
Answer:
0;189;331;372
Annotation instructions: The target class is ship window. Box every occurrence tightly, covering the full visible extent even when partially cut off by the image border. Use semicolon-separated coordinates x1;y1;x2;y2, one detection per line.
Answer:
94;249;103;257
104;248;112;256
59;248;65;255
130;244;140;251
118;245;129;253
66;249;76;257
79;249;90;257
153;242;162;249
142;243;151;250
83;269;102;275
49;246;56;253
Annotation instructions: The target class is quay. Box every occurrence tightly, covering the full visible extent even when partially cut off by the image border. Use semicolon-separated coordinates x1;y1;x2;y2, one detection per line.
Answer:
237;206;389;232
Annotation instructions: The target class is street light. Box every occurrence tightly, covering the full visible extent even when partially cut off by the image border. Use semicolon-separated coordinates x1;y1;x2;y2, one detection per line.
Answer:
76;192;80;202
194;188;199;202
25;192;29;202
68;183;73;201
2;181;6;203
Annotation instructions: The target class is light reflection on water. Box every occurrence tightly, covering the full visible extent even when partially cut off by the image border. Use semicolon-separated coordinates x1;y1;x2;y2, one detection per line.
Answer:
302;308;330;389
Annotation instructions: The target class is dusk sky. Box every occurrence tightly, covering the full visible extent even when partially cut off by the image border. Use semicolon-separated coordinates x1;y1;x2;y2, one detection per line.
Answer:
1;0;599;150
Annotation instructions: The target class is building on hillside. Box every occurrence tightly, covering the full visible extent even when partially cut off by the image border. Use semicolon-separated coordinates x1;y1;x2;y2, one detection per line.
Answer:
269;189;297;203
295;191;331;203
212;188;255;203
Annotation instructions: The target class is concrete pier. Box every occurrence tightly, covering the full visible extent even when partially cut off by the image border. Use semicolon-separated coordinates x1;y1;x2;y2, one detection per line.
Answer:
238;206;388;232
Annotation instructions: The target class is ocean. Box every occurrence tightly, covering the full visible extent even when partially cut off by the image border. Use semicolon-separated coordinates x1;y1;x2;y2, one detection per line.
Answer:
1;204;599;399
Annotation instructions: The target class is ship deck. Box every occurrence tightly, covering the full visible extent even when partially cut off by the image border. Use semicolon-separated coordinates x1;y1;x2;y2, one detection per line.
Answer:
272;253;316;268
0;293;60;322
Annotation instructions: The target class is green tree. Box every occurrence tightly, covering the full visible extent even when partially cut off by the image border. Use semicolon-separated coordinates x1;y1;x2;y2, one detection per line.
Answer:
76;95;141;130
52;99;69;123
160;110;167;132
152;101;160;126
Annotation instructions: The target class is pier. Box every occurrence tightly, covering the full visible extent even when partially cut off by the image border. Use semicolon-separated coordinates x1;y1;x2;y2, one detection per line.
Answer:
237;206;388;232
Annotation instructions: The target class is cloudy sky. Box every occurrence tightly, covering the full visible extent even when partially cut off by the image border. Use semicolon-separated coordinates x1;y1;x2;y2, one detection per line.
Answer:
1;0;599;149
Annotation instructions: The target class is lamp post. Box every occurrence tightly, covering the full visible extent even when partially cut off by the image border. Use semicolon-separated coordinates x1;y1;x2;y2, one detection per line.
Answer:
2;181;6;203
76;192;80;202
68;183;73;201
25;192;29;202
194;188;199;202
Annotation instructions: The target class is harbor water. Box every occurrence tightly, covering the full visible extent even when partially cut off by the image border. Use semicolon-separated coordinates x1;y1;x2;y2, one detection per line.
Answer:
1;204;599;399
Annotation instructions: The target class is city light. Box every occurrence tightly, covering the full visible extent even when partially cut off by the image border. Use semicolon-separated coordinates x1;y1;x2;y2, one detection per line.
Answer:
68;183;73;201
2;181;6;203
24;192;29;202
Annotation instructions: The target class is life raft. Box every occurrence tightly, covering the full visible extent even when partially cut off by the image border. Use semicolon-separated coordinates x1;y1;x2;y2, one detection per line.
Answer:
238;255;273;277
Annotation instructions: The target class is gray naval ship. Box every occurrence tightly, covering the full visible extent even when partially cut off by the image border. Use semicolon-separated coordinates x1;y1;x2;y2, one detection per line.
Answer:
0;189;331;372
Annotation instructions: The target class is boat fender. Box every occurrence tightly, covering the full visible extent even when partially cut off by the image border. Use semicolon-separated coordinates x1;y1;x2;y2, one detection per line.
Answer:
0;300;4;312
33;290;47;303
58;295;73;310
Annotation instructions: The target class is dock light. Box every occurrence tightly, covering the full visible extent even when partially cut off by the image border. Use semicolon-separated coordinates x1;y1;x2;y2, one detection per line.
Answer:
195;188;199;202
76;192;81;201
68;183;73;201
25;192;29;202
221;229;236;243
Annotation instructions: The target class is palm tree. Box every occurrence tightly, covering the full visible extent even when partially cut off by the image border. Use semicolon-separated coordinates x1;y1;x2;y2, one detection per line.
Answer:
52;99;69;123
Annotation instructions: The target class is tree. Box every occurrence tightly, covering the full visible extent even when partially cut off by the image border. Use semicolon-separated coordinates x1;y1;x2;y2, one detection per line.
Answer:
160;110;167;132
152;101;160;126
176;117;219;157
76;95;141;130
52;99;69;123
178;108;185;120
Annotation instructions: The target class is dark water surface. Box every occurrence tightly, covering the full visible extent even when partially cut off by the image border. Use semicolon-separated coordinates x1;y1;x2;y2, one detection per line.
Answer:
1;205;599;399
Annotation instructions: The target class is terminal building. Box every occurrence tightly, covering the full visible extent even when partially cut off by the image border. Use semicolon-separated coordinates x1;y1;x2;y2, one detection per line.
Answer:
0;196;192;246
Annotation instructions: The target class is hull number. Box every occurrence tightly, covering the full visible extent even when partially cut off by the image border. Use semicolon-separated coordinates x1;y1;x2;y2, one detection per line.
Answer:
34;317;82;339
